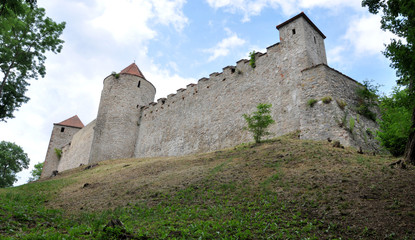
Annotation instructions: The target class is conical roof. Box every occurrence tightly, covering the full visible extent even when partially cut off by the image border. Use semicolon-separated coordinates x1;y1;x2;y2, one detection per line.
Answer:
120;63;146;79
54;115;84;128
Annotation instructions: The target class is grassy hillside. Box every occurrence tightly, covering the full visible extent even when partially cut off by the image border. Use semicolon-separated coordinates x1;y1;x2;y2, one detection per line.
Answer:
1;133;415;239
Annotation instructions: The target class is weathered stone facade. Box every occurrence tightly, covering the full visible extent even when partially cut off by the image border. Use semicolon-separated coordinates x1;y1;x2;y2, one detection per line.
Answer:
41;13;380;178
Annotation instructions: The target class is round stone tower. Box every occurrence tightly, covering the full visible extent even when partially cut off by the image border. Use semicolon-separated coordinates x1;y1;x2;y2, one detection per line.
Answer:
89;63;156;164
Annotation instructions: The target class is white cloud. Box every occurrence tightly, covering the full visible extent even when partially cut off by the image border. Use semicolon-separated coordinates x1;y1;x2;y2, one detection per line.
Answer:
343;14;397;56
90;0;188;44
152;0;188;31
327;45;346;64
206;0;364;22
204;30;246;62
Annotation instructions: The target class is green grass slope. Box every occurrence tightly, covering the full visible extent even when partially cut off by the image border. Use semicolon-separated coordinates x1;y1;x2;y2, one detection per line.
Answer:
1;133;415;239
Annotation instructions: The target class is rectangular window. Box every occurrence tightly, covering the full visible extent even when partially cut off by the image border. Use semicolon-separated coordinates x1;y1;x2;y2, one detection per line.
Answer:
137;81;141;88
61;127;65;132
292;29;296;35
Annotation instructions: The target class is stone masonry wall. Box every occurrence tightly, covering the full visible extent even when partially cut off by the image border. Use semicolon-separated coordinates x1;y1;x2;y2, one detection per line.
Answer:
300;64;379;150
41;125;81;178
135;43;307;157
133;15;331;158
89;74;156;164
58;120;95;171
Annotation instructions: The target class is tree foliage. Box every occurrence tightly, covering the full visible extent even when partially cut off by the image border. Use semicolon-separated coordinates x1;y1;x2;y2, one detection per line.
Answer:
243;103;275;143
27;161;42;182
0;0;65;121
0;140;29;188
377;88;414;156
362;0;415;164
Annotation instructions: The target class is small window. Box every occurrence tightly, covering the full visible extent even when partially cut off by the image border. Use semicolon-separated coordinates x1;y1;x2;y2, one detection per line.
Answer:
137;81;141;88
314;36;316;44
60;127;65;132
292;29;296;35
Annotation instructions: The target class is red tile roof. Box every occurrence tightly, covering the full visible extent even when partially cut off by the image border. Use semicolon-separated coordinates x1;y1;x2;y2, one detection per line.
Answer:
120;63;146;79
276;12;326;39
55;115;84;128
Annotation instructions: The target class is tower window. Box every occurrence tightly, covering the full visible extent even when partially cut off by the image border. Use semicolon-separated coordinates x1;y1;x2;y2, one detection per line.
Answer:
60;127;65;132
137;81;141;88
292;29;296;35
314;36;316;44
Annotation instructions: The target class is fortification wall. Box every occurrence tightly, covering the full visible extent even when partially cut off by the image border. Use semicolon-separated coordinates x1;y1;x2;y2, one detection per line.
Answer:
300;64;379;150
41;125;81;178
134;40;309;157
89;74;156;164
58;120;95;171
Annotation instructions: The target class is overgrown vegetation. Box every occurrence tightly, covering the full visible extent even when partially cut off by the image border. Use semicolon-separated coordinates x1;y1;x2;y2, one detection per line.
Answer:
355;80;379;121
377;87;415;156
1;135;414;239
249;51;256;68
243;103;275;143
111;71;120;79
349;117;355;134
307;99;318;107
336;98;347;110
54;148;62;159
321;96;332;104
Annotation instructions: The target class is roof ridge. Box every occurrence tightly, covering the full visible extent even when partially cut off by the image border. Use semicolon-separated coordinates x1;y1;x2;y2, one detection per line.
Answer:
55;115;84;128
276;12;326;39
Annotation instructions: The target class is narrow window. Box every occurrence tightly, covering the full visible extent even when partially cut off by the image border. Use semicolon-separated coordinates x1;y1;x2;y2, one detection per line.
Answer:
314;36;316;44
137;81;141;88
60;127;65;132
292;29;296;35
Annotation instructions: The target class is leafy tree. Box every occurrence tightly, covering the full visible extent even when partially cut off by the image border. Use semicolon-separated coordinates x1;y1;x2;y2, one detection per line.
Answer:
0;140;29;188
362;0;415;164
0;0;65;122
243;103;275;143
377;87;415;156
27;162;42;182
0;0;37;16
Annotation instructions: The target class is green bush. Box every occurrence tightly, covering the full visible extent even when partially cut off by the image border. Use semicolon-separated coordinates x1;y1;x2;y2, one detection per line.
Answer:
54;148;62;159
307;99;318;107
243;103;275;143
111;71;120;79
377;87;414;156
249;51;256;68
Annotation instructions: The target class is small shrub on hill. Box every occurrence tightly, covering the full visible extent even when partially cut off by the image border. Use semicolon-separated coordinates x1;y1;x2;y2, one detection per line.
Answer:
243;103;275;143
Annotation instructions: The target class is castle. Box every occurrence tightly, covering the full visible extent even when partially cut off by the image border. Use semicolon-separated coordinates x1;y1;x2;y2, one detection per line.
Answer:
41;12;379;178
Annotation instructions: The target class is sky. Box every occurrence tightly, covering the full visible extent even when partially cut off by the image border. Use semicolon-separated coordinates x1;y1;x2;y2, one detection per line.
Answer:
0;0;400;186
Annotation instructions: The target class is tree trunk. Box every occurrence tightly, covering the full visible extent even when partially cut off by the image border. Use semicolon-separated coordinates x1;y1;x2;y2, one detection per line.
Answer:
404;106;415;165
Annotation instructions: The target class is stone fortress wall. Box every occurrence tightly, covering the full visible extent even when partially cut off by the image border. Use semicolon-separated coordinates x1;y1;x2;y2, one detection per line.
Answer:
41;12;380;178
